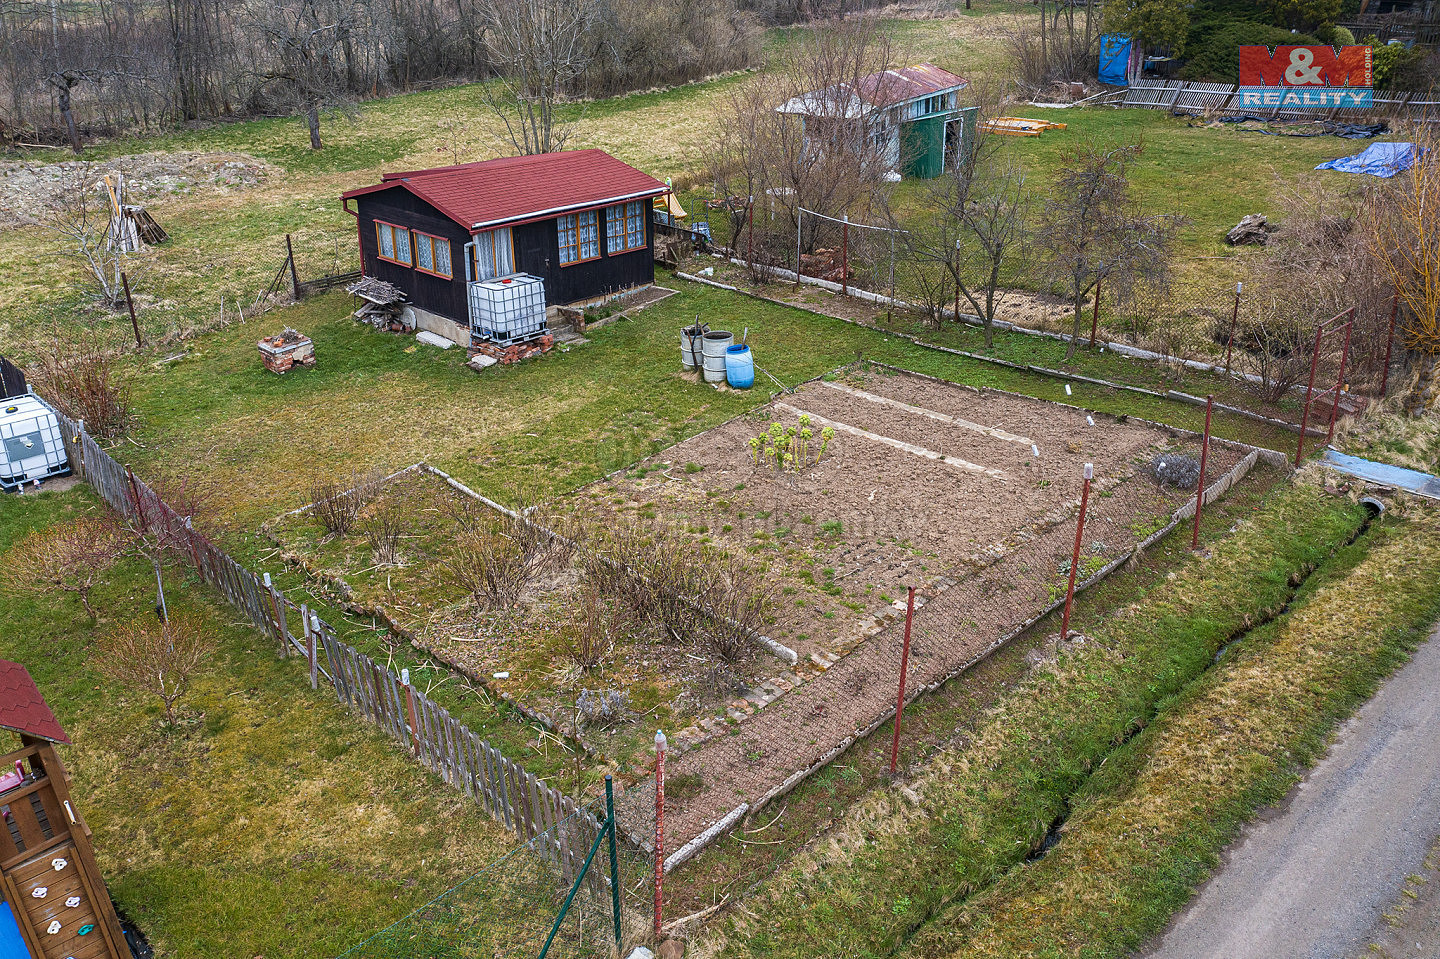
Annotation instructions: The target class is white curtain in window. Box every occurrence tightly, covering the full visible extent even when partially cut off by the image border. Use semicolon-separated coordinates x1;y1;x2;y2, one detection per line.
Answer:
473;227;514;279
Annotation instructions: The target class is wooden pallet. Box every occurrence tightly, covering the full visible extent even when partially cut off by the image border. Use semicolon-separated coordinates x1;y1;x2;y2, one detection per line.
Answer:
980;116;1068;137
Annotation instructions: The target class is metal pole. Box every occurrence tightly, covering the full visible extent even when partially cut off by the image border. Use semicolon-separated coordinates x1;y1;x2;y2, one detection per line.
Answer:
888;232;896;325
1059;463;1093;642
889;586;916;775
1381;293;1399;398
841;215;849;297
403;668;421;754
1089;276;1101;348
654;730;666;938
746;197;754;267
537;815;612;959
285;233;300;298
1296;324;1326;467
122;272;142;349
263;571;287;657
795;210;803;291
1191;395;1213;550
1225;282;1242;374
606;774;622;952
1326;312;1354;446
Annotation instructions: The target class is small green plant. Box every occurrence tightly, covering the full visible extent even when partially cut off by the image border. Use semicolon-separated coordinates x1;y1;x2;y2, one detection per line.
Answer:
818;520;844;538
685;462;703;474
748;414;837;474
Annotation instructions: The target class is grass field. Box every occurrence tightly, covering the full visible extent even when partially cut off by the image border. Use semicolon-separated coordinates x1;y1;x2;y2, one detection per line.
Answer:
0;485;519;959
0;5;1377;360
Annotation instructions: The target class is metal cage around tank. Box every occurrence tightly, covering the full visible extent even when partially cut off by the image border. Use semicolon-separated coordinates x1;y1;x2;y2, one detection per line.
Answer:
467;274;549;346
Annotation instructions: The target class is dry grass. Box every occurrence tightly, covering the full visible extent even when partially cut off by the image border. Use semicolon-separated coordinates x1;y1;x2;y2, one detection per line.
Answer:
905;501;1440;958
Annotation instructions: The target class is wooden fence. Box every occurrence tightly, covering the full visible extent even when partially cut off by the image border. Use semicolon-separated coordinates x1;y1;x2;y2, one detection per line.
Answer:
0;356;26;399
1118;78;1440;119
47;403;611;889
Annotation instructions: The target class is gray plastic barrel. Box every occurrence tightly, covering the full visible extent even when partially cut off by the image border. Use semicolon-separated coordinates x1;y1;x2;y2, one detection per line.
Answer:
681;328;704;369
702;331;733;383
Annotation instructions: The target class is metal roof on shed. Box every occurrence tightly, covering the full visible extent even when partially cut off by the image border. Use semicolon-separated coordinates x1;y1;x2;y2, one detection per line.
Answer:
0;660;70;744
341;150;668;232
777;63;969;117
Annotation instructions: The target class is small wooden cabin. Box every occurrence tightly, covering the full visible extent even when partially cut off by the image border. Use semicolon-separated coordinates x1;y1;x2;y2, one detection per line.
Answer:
0;661;128;959
342;150;669;347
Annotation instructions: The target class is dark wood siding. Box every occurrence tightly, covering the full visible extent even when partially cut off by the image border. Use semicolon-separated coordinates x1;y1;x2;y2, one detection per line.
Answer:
512;207;655;306
355;188;471;325
354;188;656;323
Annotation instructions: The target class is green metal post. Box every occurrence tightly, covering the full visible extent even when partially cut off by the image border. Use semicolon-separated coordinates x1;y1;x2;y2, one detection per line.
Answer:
538;814;611;959
606;774;622;952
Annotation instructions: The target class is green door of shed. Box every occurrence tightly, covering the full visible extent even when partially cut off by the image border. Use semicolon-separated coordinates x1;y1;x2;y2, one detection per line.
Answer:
900;115;945;179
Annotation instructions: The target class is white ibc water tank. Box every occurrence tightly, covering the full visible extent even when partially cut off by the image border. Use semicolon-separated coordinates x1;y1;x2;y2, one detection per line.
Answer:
0;394;69;490
468;273;548;344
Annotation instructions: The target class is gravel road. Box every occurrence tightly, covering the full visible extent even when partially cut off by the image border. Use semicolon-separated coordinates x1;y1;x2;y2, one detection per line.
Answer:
1141;619;1440;959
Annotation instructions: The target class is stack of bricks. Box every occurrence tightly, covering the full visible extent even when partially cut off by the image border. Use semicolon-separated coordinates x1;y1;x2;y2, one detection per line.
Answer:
469;333;555;365
257;329;316;374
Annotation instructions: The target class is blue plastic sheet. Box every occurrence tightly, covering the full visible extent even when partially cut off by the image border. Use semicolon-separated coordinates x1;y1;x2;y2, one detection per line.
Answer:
1315;141;1421;178
1099;35;1133;86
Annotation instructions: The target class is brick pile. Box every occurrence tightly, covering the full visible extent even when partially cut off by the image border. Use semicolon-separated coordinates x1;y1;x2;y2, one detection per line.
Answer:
257;329;315;374
469;333;555;366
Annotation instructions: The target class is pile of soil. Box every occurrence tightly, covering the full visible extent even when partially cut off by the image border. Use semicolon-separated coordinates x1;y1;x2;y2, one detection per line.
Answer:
0;150;275;226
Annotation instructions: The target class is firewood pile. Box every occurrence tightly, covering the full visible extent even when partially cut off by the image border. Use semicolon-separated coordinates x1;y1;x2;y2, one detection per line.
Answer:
346;276;413;332
799;248;847;283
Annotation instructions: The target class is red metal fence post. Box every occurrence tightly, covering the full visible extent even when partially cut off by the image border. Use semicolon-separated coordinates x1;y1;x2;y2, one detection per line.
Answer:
1381;293;1399;398
1089;276;1101;348
889;586;916;775
1296;325;1326;467
1060;463;1093;641
1225;282;1242;375
1326;311;1355;446
1192;395;1213;550
654;729;666;938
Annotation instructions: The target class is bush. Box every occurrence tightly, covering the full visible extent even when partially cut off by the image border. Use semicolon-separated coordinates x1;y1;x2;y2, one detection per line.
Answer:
31;332;132;440
1177;23;1320;82
2;517;127;621
97;610;217;725
445;504;572;611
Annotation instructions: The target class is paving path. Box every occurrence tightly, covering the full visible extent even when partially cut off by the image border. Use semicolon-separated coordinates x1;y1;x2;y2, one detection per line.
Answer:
1142;619;1440;959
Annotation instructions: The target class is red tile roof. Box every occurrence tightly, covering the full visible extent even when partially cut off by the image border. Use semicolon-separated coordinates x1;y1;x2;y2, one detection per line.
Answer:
342;150;668;232
0;660;69;745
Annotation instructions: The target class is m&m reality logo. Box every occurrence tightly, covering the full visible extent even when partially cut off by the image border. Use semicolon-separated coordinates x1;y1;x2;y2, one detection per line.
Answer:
1238;45;1373;107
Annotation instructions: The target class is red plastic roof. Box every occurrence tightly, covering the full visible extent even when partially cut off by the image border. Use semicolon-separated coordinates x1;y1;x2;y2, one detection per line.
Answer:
342;150;668;232
0;660;70;745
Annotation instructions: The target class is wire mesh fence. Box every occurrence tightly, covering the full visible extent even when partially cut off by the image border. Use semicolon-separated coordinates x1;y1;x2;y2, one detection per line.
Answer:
337;790;656;959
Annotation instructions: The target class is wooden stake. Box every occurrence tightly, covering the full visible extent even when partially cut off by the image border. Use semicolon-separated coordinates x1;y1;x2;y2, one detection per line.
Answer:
654;729;666;937
122;272;141;348
1192;395;1213;551
1060;464;1093;642
403;669;422;755
286;234;300;299
889;586;916;774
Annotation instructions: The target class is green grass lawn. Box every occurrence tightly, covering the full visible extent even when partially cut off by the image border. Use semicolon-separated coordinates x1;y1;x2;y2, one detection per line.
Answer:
0;486;518;959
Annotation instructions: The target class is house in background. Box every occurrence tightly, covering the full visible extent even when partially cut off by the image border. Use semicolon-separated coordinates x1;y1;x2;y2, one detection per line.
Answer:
342;150;668;348
776;63;974;180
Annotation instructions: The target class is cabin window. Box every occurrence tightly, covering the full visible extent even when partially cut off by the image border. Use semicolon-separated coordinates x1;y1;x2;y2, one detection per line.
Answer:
558;210;599;265
472;227;514;280
606;201;646;254
376;221;412;266
414;231;453;278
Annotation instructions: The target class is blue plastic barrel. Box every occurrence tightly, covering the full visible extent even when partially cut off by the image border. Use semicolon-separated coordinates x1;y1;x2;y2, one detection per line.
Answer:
725;344;755;389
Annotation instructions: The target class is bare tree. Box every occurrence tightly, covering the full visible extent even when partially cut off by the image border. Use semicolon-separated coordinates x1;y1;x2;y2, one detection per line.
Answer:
22;165;143;305
1368;136;1440;415
704;18;894;270
97;610;217;725
478;0;600;155
1035;142;1183;360
2;517;127;622
251;0;356;149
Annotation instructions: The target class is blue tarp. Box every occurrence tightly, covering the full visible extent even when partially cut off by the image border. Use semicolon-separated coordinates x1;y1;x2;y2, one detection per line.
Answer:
1099;35;1134;86
1315;141;1420;178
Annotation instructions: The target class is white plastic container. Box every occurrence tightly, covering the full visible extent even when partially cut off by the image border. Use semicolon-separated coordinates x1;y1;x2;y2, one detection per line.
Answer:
468;273;548;345
0;393;68;490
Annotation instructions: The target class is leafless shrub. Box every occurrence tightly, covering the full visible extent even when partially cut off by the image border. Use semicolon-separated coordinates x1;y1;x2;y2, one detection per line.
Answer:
30;329;133;440
563;582;628;670
1;516;127;622
1235;315;1313;405
309;471;384;537
445;501;572;611
96;610;216;725
695;551;772;663
365;505;406;567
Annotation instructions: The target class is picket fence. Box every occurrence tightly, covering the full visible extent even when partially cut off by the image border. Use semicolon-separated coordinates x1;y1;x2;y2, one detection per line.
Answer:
47;406;607;887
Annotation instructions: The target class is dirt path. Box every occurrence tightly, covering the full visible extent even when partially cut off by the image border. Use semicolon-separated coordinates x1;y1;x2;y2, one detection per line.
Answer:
1141;619;1440;959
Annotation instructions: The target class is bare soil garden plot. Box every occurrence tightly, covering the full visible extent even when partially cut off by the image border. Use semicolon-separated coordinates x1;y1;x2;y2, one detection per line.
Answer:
265;467;783;772
579;367;1249;665
592;368;1277;846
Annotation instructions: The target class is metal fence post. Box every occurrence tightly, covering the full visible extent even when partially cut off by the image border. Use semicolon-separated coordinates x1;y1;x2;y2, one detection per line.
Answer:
889;586;916;775
403;668;421;755
301;603;317;689
1326;311;1355;446
1060;463;1093;642
746;197;754;267
1225;282;1242;375
841;215;849;297
262;572;287;656
1089;276;1101;348
1192;395;1213;550
285;233;300;299
795;211;803;291
606;775;622;952
1296;325;1325;467
121;272;142;349
654;730;666;938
